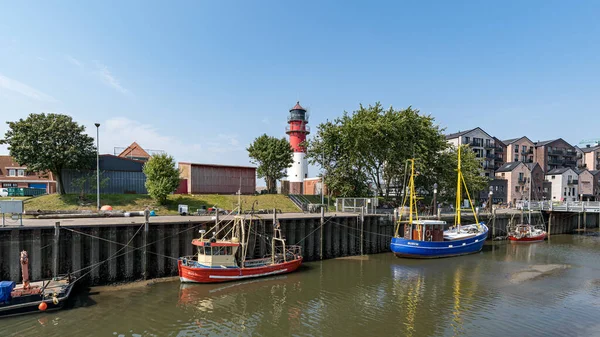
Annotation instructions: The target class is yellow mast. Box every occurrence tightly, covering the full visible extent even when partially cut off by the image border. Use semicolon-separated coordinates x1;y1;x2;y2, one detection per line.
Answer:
454;146;480;230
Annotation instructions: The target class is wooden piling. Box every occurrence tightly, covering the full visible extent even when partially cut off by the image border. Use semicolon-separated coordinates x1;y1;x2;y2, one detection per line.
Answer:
53;222;60;278
320;207;324;260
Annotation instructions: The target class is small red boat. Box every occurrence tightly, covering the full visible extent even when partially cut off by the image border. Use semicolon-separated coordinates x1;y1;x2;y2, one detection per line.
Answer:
178;205;303;283
508;224;546;243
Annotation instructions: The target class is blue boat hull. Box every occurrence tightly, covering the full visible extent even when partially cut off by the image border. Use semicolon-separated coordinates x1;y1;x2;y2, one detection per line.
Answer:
390;224;489;258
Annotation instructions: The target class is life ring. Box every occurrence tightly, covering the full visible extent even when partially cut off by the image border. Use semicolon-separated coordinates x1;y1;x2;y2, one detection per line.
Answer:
425;230;432;238
52;296;59;305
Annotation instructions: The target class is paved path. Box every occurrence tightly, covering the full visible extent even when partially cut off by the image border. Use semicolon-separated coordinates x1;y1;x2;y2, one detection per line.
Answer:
1;212;363;229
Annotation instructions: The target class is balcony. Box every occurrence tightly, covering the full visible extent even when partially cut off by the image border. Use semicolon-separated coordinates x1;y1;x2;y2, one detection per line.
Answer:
564;160;577;166
470;141;484;147
285;125;310;134
548;158;563;165
495;154;503;160
548;148;564;156
518;177;527;184
484;142;495;149
566;150;577;157
568;179;579;185
495;146;504;153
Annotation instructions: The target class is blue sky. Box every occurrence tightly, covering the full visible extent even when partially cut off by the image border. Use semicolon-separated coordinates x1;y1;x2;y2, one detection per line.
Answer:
1;1;600;184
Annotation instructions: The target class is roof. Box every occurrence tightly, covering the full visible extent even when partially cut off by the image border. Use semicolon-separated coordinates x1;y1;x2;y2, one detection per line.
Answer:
579;144;600;153
590;170;600;176
534;138;573;148
493;137;506;147
495;162;525;173
524;162;541;172
502;136;533;145
546;167;575;175
0;155;54;181
445;127;493;141
179;162;256;170
117;142;151;159
445;127;477;140
290;101;306;111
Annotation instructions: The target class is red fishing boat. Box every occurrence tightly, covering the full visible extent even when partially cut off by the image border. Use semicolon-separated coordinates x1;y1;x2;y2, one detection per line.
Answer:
178;195;303;284
508;224;546;243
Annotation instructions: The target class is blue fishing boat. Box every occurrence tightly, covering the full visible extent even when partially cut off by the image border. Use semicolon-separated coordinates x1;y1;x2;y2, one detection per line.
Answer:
390;149;488;258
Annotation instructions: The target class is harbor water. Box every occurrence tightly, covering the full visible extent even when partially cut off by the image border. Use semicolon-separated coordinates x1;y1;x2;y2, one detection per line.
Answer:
2;234;599;337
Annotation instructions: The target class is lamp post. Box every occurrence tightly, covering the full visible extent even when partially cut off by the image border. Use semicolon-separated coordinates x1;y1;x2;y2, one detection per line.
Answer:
433;183;438;216
488;185;493;213
95;123;100;211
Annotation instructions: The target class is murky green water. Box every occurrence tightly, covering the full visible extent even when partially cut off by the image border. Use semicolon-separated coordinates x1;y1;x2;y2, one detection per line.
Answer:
2;234;600;337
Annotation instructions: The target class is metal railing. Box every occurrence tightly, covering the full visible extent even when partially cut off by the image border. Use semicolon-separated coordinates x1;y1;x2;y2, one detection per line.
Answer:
518;200;600;213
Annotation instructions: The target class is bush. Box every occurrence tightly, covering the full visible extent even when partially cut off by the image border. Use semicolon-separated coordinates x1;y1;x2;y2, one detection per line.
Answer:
143;154;181;205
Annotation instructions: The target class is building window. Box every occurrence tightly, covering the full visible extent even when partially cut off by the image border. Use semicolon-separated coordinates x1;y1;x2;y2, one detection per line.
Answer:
17;169;24;176
8;169;16;176
465;136;470;144
522;145;527;153
551;175;555;179
515;186;519;192
514;146;519;153
501;173;505;177
2;183;18;187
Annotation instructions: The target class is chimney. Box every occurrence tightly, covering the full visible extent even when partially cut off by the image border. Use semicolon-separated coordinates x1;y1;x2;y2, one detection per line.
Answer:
587;144;591;148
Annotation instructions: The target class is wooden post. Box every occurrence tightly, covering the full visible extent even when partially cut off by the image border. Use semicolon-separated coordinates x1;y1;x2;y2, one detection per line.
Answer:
142;210;149;280
583;211;587;232
320;206;324;260
53;222;60;278
215;209;220;236
548;212;552;239
577;212;581;233
360;206;365;256
492;208;496;239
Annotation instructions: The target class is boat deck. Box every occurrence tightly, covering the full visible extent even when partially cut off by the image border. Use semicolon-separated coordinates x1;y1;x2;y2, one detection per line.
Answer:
11;279;71;299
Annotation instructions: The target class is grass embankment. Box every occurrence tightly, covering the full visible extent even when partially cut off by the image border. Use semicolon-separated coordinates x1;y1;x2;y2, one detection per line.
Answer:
20;193;300;215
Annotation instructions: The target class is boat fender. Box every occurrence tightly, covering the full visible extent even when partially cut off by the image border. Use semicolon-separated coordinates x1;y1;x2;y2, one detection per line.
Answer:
210;238;217;243
52;296;59;305
426;230;431;238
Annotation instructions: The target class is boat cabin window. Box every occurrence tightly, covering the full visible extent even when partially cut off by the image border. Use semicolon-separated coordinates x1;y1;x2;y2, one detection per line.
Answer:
198;246;232;256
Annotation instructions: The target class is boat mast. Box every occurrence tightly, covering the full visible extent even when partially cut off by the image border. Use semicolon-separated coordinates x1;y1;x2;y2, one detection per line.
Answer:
456;146;462;231
408;159;415;224
528;168;532;226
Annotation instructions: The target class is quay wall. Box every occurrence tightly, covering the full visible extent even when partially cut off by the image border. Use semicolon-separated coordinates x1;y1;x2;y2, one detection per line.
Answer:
0;211;596;286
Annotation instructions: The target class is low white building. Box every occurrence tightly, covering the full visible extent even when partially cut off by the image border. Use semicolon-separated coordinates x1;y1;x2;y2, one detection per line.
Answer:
545;167;579;202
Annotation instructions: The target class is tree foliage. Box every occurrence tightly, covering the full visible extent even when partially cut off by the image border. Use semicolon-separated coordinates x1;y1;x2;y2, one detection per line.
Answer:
306;103;486;201
436;145;489;203
1;113;96;194
143;153;181;204
71;171;110;199
247;134;294;193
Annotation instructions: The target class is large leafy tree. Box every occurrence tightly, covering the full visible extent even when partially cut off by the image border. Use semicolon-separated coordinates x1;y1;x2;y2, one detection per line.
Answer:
143;153;181;204
436;145;489;204
247;134;293;193
307;103;486;201
1;113;96;194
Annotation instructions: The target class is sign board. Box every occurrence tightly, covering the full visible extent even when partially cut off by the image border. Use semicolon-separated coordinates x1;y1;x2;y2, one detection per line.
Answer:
0;200;24;214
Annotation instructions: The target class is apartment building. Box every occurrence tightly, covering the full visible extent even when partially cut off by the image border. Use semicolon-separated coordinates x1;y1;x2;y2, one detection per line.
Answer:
576;144;600;171
495;162;544;206
534;138;577;173
502;136;535;163
445;127;495;177
545;167;579;202
493;137;506;170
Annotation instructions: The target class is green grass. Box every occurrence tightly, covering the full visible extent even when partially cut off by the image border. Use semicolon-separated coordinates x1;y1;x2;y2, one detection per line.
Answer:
22;193;300;214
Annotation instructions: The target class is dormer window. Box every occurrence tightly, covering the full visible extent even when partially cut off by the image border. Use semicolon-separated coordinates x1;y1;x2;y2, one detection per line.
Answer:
8;169;16;177
17;169;24;176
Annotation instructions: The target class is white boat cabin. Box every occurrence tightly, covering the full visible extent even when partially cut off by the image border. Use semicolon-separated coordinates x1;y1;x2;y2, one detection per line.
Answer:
192;239;240;268
404;220;447;242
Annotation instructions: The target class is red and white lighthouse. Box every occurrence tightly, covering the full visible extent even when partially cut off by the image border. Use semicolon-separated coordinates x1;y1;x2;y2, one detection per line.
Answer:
286;101;310;194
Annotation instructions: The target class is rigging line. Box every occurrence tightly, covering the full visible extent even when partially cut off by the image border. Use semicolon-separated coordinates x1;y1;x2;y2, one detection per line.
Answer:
328;220;394;238
292;216;336;245
72;223;145;281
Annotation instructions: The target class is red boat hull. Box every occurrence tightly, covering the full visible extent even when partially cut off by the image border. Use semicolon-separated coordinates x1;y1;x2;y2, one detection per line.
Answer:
177;258;303;283
508;233;546;243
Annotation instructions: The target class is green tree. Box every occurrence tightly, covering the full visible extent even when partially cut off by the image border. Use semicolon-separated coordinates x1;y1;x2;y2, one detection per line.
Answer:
436;145;488;204
247;134;294;193
143;153;181;204
71;171;110;199
307;103;449;198
1;113;96;194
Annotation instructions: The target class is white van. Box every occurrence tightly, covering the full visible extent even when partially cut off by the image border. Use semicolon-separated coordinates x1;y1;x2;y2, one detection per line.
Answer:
0;188;8;197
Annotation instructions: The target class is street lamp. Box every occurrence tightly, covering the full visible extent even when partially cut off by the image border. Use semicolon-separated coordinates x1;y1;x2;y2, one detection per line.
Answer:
433;183;438;216
488;185;493;213
95;123;100;211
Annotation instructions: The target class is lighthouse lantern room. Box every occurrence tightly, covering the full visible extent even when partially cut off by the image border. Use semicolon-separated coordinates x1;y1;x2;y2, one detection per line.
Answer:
285;101;310;194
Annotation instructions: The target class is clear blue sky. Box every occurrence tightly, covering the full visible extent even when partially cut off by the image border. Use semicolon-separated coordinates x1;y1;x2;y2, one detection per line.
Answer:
2;1;600;184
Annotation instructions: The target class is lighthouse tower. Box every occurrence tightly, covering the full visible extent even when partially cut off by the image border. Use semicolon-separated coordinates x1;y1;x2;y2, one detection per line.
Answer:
286;101;310;194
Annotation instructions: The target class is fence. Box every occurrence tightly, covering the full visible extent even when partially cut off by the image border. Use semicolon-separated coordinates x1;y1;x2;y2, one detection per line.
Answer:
517;200;600;213
61;169;147;194
335;198;378;214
